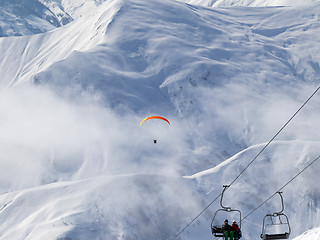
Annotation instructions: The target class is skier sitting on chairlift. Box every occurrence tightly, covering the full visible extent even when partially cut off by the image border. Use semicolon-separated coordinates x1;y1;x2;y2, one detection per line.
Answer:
232;220;241;239
222;219;234;240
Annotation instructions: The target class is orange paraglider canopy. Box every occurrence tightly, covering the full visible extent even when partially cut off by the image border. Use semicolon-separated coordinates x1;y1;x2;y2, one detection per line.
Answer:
140;116;170;126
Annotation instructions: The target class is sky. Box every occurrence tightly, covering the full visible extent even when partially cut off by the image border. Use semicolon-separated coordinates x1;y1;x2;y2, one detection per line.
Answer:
0;0;320;239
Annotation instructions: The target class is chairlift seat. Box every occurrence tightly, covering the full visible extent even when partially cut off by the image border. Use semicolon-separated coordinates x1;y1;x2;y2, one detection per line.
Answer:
261;232;290;240
211;226;224;237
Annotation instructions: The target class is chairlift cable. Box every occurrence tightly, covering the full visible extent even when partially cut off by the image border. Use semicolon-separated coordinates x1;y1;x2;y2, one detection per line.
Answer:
174;193;222;239
228;84;320;188
174;85;320;239
241;153;320;222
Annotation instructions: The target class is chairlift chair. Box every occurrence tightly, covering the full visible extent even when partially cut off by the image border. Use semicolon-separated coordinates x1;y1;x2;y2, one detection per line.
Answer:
211;185;242;238
260;192;291;240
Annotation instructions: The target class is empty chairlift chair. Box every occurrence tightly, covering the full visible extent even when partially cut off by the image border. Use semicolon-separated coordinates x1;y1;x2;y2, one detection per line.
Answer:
260;192;291;240
211;185;242;238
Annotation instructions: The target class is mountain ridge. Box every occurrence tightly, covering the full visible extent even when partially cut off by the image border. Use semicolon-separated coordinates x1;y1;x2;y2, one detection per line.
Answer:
0;0;319;239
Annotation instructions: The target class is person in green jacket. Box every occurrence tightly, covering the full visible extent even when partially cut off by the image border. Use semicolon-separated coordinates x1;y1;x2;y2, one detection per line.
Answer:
221;219;234;240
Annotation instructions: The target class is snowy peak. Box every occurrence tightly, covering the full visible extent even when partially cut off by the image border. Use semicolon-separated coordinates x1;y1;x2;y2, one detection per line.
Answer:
0;0;73;37
1;0;319;38
180;0;320;7
39;0;74;25
0;0;123;87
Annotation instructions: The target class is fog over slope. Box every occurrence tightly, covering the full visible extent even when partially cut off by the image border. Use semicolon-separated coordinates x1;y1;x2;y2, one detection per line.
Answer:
0;0;319;239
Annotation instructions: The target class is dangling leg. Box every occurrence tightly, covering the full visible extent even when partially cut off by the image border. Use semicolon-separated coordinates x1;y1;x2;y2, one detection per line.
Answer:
224;231;229;240
229;231;234;240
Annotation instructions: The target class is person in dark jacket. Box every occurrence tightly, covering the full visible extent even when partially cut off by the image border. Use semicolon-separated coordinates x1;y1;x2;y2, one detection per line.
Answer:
221;219;234;240
232;220;241;239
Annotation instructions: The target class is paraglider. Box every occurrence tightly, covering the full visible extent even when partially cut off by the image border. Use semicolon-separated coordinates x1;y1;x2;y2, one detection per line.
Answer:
140;116;170;126
140;116;170;143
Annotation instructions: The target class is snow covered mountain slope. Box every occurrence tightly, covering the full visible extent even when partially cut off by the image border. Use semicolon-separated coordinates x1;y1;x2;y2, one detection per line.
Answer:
180;0;320;7
0;0;73;37
0;174;203;240
30;0;320;168
0;0;320;239
0;0;122;87
293;227;320;240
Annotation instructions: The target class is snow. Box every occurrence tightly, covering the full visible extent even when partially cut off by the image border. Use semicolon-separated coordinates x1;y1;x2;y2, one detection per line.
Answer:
0;0;73;37
0;0;319;239
293;227;320;240
180;0;320;7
